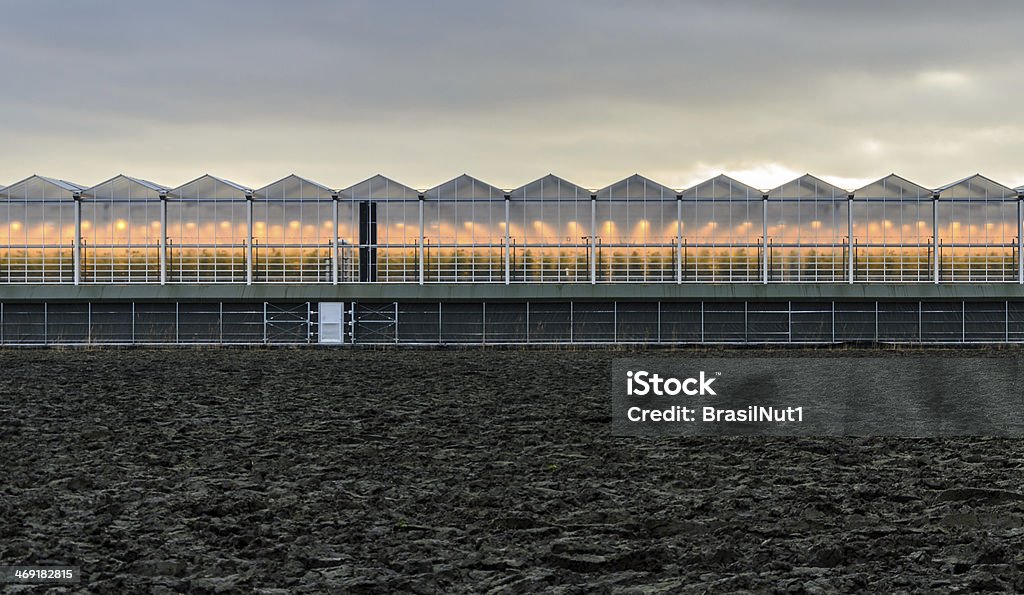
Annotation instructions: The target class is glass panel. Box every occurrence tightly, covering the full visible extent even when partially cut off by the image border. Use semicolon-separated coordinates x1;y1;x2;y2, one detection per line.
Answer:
509;175;591;283
339;175;421;282
767;175;849;282
253;176;335;283
851;175;932;282
0;176;78;283
681;175;762;282
595;175;677;282
423;175;505;282
80;176;165;283
166;176;249;283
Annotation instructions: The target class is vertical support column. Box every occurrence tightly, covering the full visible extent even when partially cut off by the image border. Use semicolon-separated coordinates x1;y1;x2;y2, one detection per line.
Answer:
159;193;167;285
73;193;82;285
676;195;683;284
332;194;340;285
418;195;425;285
590;194;597;285
847;193;854;284
504;195;510;285
1017;195;1023;285
932;191;940;284
761;193;769;284
246;192;254;286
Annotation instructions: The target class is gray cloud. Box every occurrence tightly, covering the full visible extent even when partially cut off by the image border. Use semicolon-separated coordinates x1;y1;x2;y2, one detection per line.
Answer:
1;0;1022;190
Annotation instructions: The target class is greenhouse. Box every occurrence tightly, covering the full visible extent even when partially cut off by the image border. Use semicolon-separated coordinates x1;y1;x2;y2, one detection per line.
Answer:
1;171;1023;345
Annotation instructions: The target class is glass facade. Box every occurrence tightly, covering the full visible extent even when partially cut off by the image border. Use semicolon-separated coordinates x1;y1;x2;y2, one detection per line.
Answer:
0;173;1021;285
0;176;82;283
166;175;250;283
935;175;1018;282
80;175;166;283
681;175;762;282
423;175;505;282
252;175;334;283
509;175;591;283
595;175;677;282
766;175;849;282
851;175;933;282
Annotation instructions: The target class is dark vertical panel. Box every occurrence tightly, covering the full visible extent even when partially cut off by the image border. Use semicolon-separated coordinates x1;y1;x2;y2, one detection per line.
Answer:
528;302;571;343
440;302;483;343
877;302;919;341
746;302;789;342
45;303;90;344
703;302;745;342
920;301;962;342
89;303;134;343
659;302;702;343
1008;302;1024;342
223;303;266;343
616;302;659;342
790;302;833;342
397;302;440;343
134;303;177;343
964;301;1005;342
483;302;527;343
834;301;876;342
177;303;221;343
358;201;378;282
572;302;615;342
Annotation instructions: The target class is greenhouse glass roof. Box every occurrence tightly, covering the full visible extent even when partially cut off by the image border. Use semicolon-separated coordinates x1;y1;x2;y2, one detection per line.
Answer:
768;174;847;200
253;174;334;200
0;174;85;200
853;174;931;200
81;174;168;200
509;174;592;200
681;174;763;200
169;174;251;200
935;174;1016;200
597;174;677;200
424;174;506;201
338;174;420;201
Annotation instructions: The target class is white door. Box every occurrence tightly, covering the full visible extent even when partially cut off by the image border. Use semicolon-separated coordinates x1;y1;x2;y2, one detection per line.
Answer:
318;302;345;344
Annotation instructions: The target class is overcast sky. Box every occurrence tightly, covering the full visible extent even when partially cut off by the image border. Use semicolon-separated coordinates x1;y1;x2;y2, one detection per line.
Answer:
1;1;1022;191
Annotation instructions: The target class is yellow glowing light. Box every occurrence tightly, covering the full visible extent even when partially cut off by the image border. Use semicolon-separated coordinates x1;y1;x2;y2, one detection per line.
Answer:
811;220;822;229
323;220;333;228
533;220;544;228
705;221;718;229
220;220;232;229
255;221;265;228
115;219;128;231
395;222;404;228
986;222;995;229
289;220;301;229
952;221;961;228
185;222;196;229
81;220;91;229
464;221;474;229
882;220;892;229
638;219;649;228
9;221;22;231
150;221;161;228
742;221;752;227
917;220;928;228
